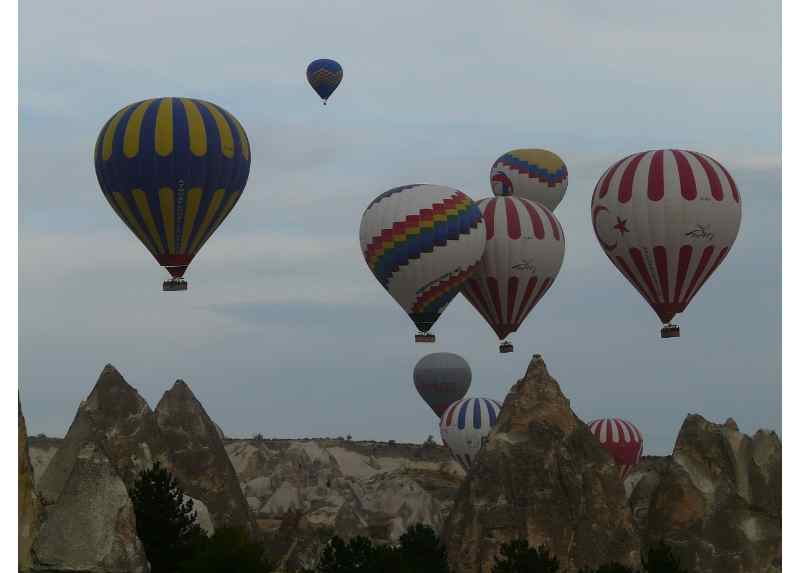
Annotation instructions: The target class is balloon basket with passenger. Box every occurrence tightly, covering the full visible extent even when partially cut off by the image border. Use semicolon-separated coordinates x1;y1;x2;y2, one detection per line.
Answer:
163;278;188;292
660;323;680;338
415;332;436;343
499;340;513;353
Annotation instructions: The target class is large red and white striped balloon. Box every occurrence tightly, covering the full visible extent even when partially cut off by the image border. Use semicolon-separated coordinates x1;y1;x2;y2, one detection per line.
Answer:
462;196;565;343
588;418;643;478
591;150;741;331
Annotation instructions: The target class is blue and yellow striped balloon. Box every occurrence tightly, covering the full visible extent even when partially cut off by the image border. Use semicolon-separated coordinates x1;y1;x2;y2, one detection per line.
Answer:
94;97;251;285
306;59;343;104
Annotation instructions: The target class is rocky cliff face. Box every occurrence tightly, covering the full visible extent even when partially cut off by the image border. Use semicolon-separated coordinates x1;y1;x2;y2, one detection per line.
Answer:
154;379;254;532
19;400;41;572
626;414;781;573
37;365;169;503
442;355;640;573
225;437;464;570
32;441;149;573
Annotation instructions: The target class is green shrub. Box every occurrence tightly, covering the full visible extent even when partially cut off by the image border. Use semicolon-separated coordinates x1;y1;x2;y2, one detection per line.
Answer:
177;527;273;573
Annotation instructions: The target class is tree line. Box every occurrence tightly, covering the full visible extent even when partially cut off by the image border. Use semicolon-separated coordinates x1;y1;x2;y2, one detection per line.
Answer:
131;464;687;573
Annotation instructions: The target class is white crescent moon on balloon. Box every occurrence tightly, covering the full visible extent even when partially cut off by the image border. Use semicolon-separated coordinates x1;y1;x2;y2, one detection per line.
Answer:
592;205;617;251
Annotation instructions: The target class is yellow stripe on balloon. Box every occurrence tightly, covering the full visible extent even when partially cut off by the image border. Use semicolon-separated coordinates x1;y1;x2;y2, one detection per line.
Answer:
112;192;156;254
132;189;165;254
180;99;207;157
159;187;176;253
199;102;234;158
179;187;203;254
230;115;250;160
123;100;154;158
192;191;241;254
155;98;174;157
188;188;225;254
101;105;132;161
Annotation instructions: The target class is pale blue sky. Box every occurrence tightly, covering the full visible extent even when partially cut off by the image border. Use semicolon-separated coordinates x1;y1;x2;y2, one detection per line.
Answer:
20;0;780;454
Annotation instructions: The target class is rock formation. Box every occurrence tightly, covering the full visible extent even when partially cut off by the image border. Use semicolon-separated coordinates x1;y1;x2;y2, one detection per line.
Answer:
626;414;781;573
19;400;41;572
154;379;254;532
442;354;640;573
38;365;169;502
32;441;149;573
225;437;463;570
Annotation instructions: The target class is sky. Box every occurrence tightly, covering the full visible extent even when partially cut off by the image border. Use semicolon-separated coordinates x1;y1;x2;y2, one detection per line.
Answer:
19;0;780;455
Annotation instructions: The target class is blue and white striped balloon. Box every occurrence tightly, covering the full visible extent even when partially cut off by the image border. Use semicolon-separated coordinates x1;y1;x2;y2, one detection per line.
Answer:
439;397;502;471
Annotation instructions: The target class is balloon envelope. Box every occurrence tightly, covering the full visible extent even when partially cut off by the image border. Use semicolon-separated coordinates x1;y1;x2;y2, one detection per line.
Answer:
462;197;565;341
413;353;472;417
588;418;643;478
359;184;486;335
306;59;343;102
94;97;251;280
490;149;568;211
440;397;502;471
590;149;741;327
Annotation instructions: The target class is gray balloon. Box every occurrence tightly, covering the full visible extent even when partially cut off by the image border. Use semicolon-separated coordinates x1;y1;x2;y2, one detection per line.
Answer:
413;353;472;418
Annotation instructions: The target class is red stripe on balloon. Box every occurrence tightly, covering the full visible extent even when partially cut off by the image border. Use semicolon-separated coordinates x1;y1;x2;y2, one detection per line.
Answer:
505;198;521;239
506;276;519;326
464;279;493;322
689;151;724;201
514;277;538;325
598;155;631;199
487;277;504;323
686;246;730;304
445;400;462;426
483;199;497;240
716;160;741;203
527;277;552;314
674;245;693;302
647;150;665;201
520;197;545;239
672;150;698;200
681;245;715;303
542;205;561;240
618;152;646;204
653;246;671;302
615;255;652;304
630;248;660;303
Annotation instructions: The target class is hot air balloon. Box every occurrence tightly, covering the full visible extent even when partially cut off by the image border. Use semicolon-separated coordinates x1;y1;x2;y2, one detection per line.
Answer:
440;397;502;471
590;149;741;338
490;149;568;211
461;197;565;353
359;184;486;342
413;353;471;417
587;418;643;478
94;97;251;291
306;59;343;105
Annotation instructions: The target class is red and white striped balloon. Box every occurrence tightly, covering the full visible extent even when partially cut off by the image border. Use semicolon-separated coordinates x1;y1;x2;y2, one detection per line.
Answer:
588;418;643;478
591;149;741;331
462;196;565;343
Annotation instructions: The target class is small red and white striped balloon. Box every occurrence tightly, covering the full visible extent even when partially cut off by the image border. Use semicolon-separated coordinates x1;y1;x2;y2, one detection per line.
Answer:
591;149;741;336
462;196;565;348
588;418;643;478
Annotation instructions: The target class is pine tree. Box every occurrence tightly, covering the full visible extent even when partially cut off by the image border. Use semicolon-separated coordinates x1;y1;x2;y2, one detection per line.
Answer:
130;461;208;573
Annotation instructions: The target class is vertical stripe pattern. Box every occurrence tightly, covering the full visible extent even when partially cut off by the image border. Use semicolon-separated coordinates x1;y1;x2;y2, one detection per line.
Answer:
95;97;251;279
588;417;643;479
440;397;503;471
590;149;741;325
461;197;565;341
